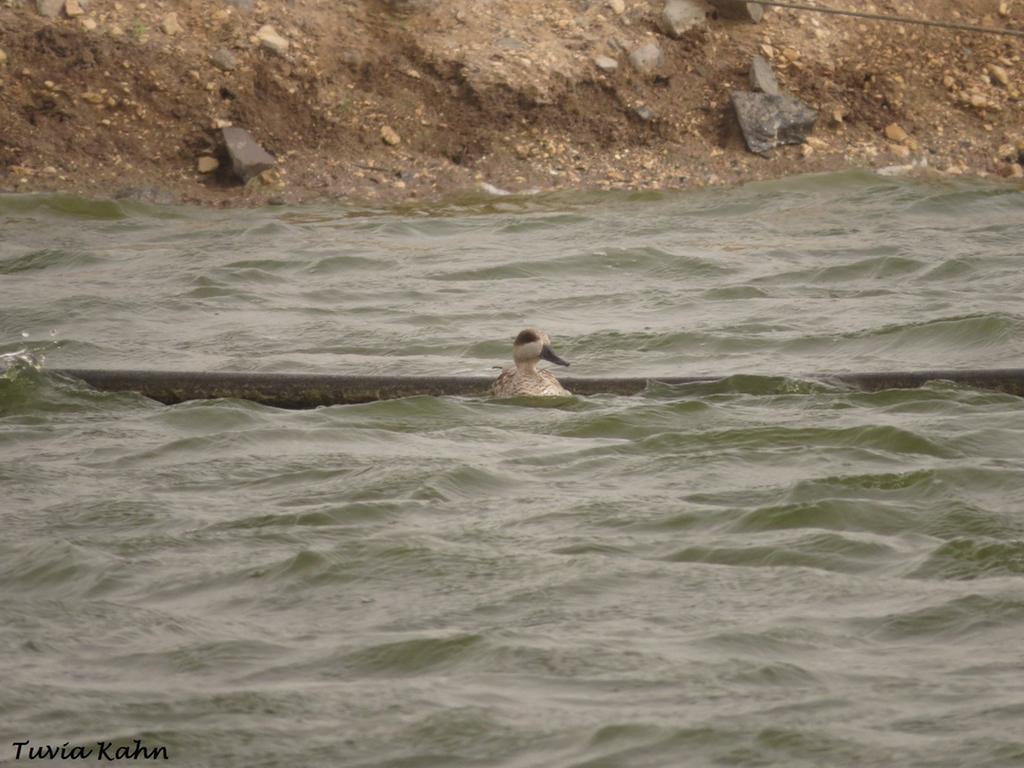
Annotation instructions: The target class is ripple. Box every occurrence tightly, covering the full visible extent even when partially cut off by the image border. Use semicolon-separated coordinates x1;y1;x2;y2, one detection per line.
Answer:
341;634;483;675
205;500;408;530
730;499;920;536
702;285;773;299
758;255;927;286
307;253;384;273
662;532;898;574
908;539;1024;580
0;248;104;274
853;594;1024;640
0;540;121;597
643;424;958;459
844;313;1022;346
645;374;838;397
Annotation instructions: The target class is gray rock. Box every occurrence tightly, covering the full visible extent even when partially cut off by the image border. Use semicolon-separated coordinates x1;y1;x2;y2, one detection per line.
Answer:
211;47;237;71
731;90;818;155
35;0;63;17
628;41;663;75
660;0;707;39
224;0;253;13
634;106;654;122
594;55;618;73
749;54;779;95
708;0;763;22
222;127;275;183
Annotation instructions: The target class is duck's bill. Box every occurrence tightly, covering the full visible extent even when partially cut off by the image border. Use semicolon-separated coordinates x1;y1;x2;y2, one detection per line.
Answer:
541;345;570;367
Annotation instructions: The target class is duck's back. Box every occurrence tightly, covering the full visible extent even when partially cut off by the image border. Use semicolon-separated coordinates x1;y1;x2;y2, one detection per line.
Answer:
492;367;570;397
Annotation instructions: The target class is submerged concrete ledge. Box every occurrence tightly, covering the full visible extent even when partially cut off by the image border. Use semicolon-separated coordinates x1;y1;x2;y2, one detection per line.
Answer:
51;368;1024;408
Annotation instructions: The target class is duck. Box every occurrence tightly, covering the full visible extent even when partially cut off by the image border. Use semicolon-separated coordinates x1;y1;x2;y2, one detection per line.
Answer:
492;328;571;397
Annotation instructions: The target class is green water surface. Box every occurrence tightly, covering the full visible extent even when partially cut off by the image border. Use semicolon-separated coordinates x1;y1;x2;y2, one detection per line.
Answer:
2;172;1024;767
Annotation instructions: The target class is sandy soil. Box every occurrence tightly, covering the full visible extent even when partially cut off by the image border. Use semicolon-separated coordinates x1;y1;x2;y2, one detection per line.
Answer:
1;0;1023;206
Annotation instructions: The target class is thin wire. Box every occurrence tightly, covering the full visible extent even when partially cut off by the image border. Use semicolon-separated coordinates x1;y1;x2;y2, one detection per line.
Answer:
751;0;1024;38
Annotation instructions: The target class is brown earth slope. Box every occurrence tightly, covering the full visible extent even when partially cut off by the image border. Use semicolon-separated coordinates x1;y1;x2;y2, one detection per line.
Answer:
1;0;1023;205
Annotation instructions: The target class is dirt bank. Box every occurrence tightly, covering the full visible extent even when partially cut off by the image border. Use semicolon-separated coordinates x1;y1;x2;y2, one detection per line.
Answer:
2;0;1023;206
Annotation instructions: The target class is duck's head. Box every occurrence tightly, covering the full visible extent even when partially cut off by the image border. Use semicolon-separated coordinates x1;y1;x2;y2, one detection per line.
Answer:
513;328;570;367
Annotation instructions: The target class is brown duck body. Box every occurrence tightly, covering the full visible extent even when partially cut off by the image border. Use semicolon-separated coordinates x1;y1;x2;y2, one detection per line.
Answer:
492;366;570;397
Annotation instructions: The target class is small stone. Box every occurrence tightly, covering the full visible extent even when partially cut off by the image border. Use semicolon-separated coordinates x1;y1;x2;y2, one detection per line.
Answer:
989;64;1010;87
999;1;1011;17
634;105;654;121
884;122;908;142
628;41;663;75
211;47;236;71
64;0;84;17
749;54;779;95
161;12;182;35
968;92;989;109
0;49;7;67
1011;163;1024;178
256;25;289;55
248;168;282;188
197;156;219;173
998;143;1016;160
35;0;63;17
594;55;618;73
381;125;401;146
660;0;706;38
81;17;97;30
607;0;625;13
222;126;275;183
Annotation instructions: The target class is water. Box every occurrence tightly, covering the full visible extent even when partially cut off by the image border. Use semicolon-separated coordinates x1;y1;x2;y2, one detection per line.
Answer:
2;172;1024;767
